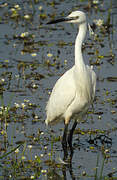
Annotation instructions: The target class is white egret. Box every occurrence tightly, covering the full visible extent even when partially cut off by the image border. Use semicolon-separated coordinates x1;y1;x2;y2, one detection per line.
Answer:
45;11;96;158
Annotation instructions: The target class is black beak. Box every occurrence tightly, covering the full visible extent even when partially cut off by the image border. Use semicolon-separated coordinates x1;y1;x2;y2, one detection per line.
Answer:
47;17;75;25
47;17;68;24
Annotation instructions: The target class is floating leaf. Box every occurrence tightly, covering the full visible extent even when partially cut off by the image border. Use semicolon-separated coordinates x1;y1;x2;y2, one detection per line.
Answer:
107;77;117;82
94;111;103;115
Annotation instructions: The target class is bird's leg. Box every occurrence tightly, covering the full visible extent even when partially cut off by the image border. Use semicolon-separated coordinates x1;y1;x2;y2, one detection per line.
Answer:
68;120;77;158
62;124;68;160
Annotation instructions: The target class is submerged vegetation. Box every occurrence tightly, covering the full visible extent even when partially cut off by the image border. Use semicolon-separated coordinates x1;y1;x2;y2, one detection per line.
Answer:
0;0;117;179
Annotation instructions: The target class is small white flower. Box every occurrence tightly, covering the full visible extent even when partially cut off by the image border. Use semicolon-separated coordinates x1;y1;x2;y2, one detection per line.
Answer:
21;103;26;109
40;154;44;157
94;19;104;27
41;169;47;173
48;91;51;95
41;132;44;135
15;148;19;153
31;53;37;57
14;103;20;108
5;107;8;111
20;32;29;38
0;78;5;84
64;59;67;64
35;155;37;159
14;4;20;9
47;53;53;57
93;0;99;4
38;6;43;11
104;149;109;154
44;146;47;150
98;115;101;119
32;84;38;88
24;14;30;19
1;78;5;82
30;175;35;179
28;145;32;149
34;115;38;119
82;171;86;176
33;137;36;141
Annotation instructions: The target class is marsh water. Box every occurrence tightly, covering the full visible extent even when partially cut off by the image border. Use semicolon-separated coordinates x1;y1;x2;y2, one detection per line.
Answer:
0;0;117;179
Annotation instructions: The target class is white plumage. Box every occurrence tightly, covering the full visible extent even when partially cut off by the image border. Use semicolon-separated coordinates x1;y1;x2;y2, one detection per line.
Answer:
45;11;96;155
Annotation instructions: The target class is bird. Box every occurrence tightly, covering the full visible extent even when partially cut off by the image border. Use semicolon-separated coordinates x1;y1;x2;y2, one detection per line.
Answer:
45;11;96;159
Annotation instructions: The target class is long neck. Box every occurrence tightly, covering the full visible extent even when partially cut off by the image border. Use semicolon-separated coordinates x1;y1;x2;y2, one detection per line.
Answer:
75;22;87;68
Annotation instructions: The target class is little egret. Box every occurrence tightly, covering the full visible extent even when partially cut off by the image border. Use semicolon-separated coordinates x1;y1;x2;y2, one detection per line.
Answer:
45;11;96;158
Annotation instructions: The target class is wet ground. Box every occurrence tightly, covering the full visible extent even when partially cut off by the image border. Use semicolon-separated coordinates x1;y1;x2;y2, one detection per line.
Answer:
0;0;117;179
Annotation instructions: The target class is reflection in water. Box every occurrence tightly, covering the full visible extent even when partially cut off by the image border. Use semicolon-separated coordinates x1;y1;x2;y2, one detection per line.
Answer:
46;160;76;180
47;168;63;180
62;163;76;180
61;133;113;180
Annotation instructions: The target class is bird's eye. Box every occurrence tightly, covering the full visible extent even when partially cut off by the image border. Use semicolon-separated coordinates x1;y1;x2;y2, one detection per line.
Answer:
75;16;79;19
72;16;79;20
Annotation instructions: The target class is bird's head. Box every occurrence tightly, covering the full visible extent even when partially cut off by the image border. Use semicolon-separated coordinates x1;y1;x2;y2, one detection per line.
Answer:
66;11;86;24
47;11;86;25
